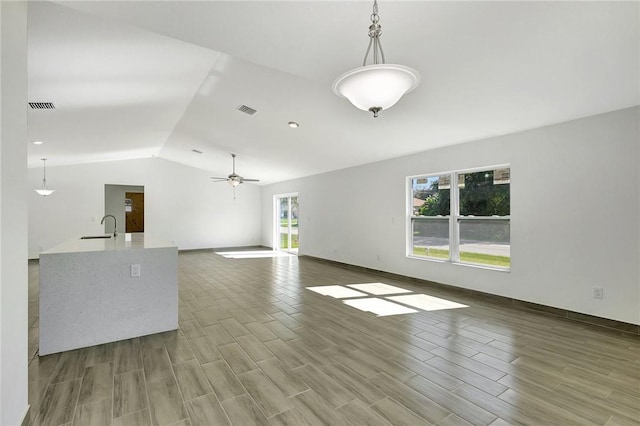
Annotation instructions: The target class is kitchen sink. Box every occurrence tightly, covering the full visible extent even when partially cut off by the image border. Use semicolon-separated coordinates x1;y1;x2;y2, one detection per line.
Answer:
80;235;112;239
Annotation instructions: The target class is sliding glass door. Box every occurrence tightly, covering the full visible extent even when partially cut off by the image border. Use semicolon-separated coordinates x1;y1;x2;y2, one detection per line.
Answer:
275;194;299;254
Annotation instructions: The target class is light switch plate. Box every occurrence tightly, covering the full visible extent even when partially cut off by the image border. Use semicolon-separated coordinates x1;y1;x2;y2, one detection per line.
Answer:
131;264;141;277
593;287;603;299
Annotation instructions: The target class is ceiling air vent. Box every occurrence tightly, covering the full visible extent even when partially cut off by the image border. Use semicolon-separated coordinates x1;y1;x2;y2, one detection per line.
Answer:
237;104;257;116
29;102;55;110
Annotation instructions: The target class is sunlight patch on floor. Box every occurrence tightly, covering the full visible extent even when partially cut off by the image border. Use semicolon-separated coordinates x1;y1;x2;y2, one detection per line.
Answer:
306;285;368;299
215;250;294;259
306;283;469;316
387;294;469;311
347;283;412;295
343;298;418;317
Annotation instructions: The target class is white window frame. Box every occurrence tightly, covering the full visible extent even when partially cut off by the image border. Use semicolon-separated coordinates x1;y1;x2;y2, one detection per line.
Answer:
407;164;511;271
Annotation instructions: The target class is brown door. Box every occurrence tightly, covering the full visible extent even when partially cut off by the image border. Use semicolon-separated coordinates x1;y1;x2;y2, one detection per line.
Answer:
125;192;144;233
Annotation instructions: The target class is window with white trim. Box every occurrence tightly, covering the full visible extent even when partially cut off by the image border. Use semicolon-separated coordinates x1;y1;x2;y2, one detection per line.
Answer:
409;166;510;269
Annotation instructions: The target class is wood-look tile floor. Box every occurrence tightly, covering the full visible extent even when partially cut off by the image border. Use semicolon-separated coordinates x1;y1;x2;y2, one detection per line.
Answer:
27;251;640;425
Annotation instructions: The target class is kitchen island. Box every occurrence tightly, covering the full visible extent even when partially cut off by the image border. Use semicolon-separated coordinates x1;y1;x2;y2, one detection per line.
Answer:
39;233;178;355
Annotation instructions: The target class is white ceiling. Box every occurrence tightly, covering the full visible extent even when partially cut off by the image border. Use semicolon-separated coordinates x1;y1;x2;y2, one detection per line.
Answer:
28;1;639;184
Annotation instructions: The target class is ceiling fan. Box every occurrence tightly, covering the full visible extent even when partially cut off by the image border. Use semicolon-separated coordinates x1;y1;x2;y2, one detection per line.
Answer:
210;153;259;187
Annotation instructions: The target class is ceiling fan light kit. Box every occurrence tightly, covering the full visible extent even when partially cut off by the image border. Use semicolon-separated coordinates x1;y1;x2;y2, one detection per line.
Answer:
35;158;55;197
210;153;259;196
332;0;420;117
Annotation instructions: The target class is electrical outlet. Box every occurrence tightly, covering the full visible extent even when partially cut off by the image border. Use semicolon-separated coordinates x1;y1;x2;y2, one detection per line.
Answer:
131;264;141;277
593;287;603;299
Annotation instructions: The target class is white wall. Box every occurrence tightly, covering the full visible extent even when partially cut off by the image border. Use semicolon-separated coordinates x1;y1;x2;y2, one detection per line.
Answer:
29;157;261;258
0;1;29;424
261;107;640;325
104;184;144;234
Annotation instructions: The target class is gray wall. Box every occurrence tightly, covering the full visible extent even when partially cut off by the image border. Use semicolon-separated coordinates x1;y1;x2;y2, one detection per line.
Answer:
0;2;29;424
261;107;640;325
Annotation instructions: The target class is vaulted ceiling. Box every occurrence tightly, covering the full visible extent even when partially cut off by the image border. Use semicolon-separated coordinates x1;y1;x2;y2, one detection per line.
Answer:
28;1;639;184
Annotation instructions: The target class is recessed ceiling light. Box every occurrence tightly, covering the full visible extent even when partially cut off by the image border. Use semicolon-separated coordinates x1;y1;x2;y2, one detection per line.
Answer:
33;141;44;145
288;121;299;128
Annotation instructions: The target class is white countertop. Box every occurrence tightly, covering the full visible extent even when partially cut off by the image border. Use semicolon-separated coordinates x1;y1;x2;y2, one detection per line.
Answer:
41;233;176;255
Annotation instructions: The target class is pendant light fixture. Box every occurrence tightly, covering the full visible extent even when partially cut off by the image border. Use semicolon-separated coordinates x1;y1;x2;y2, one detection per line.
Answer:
332;0;420;117
34;158;55;197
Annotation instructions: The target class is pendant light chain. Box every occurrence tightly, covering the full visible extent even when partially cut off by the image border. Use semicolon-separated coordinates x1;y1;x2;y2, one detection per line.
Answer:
363;0;385;66
42;158;48;188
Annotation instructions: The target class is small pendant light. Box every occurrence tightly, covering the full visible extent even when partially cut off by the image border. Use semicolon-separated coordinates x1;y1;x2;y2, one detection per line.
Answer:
34;158;55;197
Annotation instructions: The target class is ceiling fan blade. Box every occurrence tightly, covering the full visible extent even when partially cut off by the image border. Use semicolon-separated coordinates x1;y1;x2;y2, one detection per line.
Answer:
210;177;228;181
242;178;260;182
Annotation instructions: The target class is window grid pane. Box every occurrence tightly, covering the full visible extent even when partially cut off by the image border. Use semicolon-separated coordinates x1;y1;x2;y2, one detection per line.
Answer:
412;176;450;217
458;169;510;217
412;217;450;260
458;218;510;268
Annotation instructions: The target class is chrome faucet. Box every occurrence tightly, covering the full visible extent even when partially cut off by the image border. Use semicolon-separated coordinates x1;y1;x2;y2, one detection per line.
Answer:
100;215;117;237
